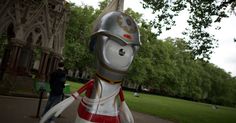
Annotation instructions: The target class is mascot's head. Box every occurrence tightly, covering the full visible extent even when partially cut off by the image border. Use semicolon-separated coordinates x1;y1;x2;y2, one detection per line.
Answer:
89;11;141;84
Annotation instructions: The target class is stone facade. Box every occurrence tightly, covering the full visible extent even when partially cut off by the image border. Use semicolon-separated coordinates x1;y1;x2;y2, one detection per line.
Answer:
0;0;69;93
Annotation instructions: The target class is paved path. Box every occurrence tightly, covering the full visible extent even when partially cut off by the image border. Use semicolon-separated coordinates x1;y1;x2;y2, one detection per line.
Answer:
0;95;173;123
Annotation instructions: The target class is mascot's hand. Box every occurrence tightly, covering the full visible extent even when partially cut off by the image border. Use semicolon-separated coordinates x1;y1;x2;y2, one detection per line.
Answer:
119;101;134;123
40;92;81;123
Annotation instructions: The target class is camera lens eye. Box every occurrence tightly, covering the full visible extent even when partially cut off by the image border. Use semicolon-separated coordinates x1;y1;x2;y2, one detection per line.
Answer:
119;49;125;56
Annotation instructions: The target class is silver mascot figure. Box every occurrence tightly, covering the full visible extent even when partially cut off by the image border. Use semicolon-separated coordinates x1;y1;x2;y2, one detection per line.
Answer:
40;1;141;123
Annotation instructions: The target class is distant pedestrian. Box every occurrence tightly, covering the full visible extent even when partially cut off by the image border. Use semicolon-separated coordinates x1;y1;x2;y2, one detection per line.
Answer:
42;62;66;123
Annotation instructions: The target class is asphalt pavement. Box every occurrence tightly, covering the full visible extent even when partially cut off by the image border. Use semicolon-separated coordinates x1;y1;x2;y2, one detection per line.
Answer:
0;95;173;123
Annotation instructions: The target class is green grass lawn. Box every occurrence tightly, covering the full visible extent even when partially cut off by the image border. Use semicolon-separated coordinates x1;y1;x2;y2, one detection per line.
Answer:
66;81;84;92
66;81;236;123
125;91;236;123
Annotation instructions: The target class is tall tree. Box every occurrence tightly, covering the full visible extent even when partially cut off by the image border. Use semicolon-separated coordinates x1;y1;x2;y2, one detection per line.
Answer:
142;0;236;60
63;3;97;75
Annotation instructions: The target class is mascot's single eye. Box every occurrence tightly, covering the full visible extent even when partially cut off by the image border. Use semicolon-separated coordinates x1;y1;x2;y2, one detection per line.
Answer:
119;49;125;56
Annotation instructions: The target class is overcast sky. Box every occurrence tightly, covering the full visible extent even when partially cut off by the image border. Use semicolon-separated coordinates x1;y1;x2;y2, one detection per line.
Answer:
67;0;236;76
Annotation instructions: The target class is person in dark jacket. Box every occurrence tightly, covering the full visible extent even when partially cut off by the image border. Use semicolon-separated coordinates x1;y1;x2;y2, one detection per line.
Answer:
42;62;66;123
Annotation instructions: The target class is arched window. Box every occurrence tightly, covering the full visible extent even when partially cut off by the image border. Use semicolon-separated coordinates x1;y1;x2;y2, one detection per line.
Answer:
26;26;44;74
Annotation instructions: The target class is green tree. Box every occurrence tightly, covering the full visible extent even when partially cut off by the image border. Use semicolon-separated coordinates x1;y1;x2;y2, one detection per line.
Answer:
63;3;97;76
142;0;236;60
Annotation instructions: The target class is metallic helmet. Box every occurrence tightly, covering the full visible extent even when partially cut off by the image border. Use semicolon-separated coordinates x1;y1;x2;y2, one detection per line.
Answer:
90;11;141;51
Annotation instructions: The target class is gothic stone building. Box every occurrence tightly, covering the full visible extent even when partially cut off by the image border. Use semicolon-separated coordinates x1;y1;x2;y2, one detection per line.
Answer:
0;0;69;94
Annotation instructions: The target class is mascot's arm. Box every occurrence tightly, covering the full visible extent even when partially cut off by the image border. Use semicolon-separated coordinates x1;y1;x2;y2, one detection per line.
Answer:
39;96;76;123
119;88;134;123
39;80;94;123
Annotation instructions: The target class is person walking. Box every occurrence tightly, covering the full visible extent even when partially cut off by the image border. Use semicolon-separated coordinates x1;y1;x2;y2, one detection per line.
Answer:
42;62;66;123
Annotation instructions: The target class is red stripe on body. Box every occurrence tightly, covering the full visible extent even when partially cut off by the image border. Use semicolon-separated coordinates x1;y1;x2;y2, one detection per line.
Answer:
77;79;94;95
78;102;120;123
